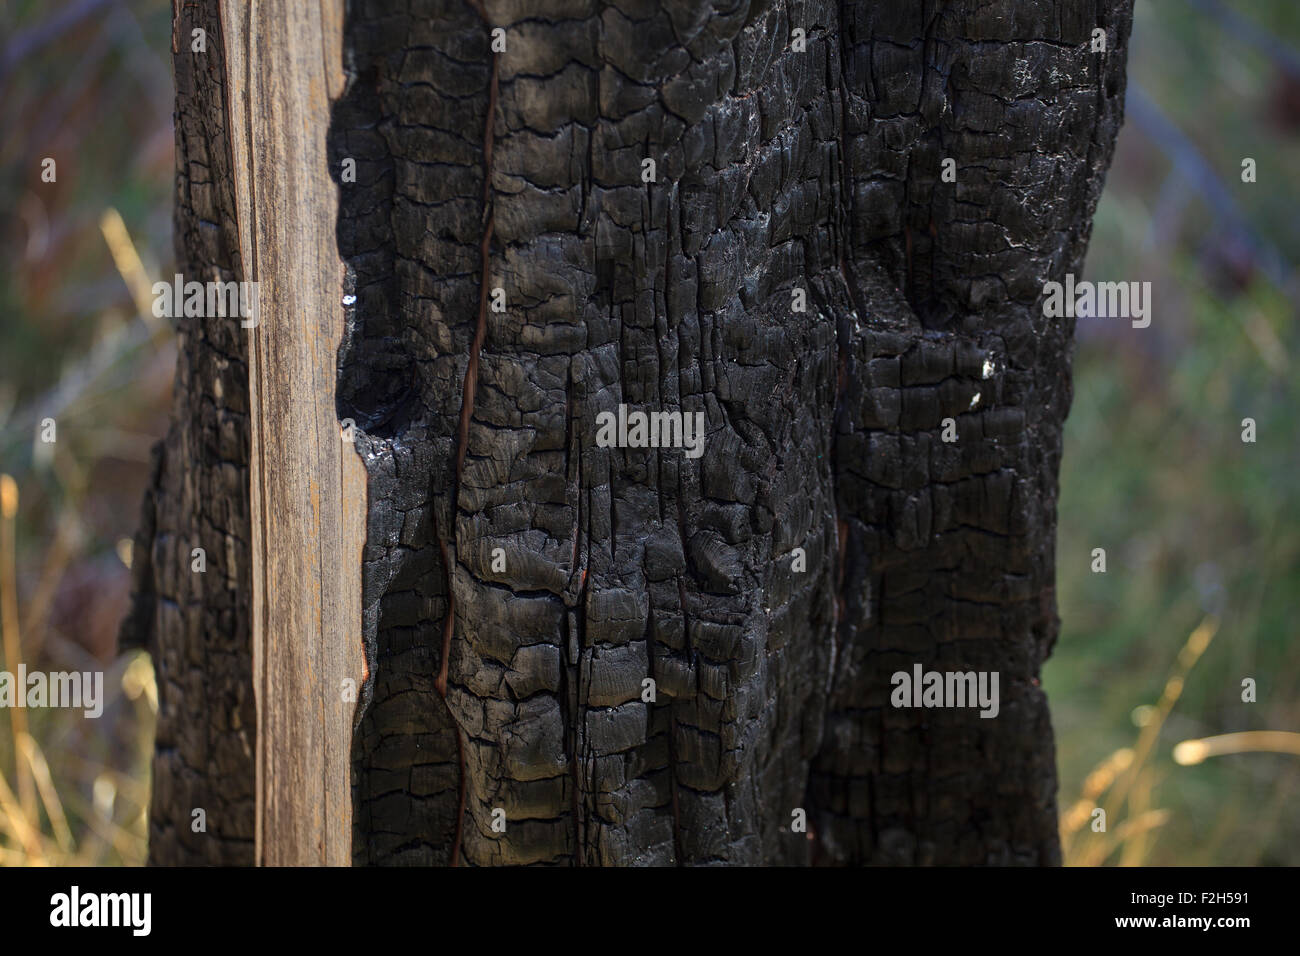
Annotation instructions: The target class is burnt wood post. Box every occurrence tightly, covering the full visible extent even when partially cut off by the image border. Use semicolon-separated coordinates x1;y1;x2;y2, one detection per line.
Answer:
123;0;1134;866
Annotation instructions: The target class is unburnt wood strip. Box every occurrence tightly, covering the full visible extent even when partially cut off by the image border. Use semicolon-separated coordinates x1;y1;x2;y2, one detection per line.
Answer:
219;0;363;866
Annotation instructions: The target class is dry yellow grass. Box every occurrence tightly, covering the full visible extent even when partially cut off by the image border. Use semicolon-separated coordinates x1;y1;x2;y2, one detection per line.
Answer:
0;473;154;867
1062;616;1300;865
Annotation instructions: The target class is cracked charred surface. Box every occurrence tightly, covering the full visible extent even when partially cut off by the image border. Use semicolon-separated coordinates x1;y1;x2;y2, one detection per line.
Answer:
337;0;1131;866
119;2;255;864
815;0;1132;866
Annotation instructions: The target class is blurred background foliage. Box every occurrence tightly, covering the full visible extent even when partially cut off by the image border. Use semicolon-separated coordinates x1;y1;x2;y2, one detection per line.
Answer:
0;0;1295;866
0;0;174;864
1052;0;1300;865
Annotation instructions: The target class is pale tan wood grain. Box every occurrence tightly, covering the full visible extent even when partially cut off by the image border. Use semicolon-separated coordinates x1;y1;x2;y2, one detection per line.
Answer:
220;0;363;866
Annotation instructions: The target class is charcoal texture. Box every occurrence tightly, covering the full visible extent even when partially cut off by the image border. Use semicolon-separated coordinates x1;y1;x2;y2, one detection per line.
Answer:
333;0;1132;865
126;0;1132;865
119;3;255;864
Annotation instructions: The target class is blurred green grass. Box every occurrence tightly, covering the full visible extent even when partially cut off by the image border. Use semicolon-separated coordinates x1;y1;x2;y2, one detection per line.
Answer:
1050;0;1300;865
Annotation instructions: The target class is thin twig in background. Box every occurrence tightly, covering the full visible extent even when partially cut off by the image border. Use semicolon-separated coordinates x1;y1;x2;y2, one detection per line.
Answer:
1126;82;1296;294
18;735;74;853
0;0;116;87
1105;617;1217;821
18;510;80;645
1063;617;1220;867
1174;731;1300;763
0;476;36;824
0;319;159;459
1140;169;1191;255
0;767;45;862
1189;0;1300;82
100;207;164;334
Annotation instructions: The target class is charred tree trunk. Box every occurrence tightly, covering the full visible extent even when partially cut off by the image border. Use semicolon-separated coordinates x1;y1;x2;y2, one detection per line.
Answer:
124;0;1132;866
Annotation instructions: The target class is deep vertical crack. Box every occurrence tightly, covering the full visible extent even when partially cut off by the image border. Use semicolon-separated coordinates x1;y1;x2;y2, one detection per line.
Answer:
431;0;501;867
